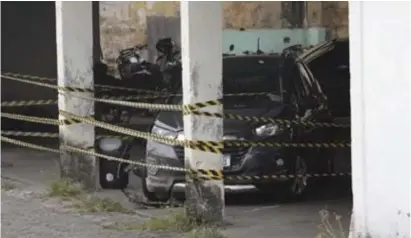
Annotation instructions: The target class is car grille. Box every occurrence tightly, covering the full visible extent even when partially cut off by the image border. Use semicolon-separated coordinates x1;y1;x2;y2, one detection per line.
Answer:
174;144;249;171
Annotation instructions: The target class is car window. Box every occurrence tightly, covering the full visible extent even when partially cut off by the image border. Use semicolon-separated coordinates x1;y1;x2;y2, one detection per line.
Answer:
223;56;282;94
307;41;350;88
306;40;350;116
170;56;283;104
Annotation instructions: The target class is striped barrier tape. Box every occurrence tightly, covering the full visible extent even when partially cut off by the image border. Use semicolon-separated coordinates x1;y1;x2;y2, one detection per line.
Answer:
2;112;62;126
1;98;350;130
60;111;351;150
183;107;350;128
1;135;351;182
2;72;350;129
2;111;351;153
1;74;94;93
59;110;224;153
0;130;133;140
2;72;276;97
2;73;224;112
1;100;58;107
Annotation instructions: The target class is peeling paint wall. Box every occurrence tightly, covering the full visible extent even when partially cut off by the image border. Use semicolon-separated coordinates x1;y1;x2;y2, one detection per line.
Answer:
100;1;348;64
322;1;349;38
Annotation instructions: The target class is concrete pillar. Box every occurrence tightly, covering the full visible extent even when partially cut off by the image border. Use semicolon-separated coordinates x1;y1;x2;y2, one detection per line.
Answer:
56;2;97;189
180;2;224;223
349;2;411;237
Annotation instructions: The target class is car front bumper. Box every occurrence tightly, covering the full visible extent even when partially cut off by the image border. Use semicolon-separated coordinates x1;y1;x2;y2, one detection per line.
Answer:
143;140;293;194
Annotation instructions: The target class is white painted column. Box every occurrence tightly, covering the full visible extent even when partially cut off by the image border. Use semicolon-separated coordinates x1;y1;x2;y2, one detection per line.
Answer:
56;2;96;188
180;2;224;222
349;2;411;237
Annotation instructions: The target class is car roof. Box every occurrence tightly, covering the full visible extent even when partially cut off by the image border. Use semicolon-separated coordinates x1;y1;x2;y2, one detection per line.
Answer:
223;54;281;60
297;38;348;63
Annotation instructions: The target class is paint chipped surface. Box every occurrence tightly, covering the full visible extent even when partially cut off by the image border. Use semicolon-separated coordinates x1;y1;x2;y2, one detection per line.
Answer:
100;2;349;67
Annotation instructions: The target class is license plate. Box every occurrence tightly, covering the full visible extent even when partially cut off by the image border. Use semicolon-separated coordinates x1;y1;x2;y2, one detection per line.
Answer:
223;154;231;167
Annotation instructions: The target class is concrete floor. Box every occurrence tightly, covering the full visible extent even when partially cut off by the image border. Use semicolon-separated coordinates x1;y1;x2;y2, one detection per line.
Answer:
1;142;352;238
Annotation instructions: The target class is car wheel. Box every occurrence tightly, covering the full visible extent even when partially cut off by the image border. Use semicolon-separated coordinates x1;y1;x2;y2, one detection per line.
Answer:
256;155;308;202
140;175;171;202
99;159;129;189
136;157;171;202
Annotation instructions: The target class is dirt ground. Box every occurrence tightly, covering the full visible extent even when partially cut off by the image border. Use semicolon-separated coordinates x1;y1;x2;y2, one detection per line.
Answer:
1;143;352;238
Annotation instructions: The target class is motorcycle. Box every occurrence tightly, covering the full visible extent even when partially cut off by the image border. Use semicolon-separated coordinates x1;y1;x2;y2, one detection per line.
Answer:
94;38;183;190
155;38;182;101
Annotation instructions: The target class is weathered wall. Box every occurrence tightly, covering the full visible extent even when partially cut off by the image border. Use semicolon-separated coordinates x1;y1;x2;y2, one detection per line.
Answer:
349;2;410;237
100;1;349;63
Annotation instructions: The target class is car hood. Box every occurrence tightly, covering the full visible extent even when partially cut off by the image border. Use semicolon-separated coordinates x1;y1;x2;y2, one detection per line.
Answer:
154;96;286;137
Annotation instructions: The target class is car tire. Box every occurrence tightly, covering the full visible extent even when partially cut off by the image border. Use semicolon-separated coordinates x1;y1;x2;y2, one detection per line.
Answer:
133;156;171;202
140;175;171;202
256;155;308;202
99;159;129;189
255;182;305;202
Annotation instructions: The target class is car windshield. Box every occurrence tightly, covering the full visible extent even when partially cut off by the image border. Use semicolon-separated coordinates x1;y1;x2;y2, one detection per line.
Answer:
222;56;282;94
172;56;282;96
169;56;283;105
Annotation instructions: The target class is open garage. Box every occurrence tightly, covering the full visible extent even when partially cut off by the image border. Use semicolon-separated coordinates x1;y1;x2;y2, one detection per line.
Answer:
1;2;409;238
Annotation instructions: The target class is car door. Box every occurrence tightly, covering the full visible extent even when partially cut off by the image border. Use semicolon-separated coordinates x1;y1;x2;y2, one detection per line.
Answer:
292;40;351;173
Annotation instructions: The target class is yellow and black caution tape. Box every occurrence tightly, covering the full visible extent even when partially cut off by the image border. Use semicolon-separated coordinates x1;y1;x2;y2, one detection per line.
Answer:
1;135;351;182
223;172;351;181
0;130;133;140
1;112;61;126
1;131;59;138
224;141;350;149
183;100;222;112
183;109;350;128
0;136;220;180
1;111;350;152
61;111;350;150
1;100;58;107
60;110;224;153
2;72;165;94
2;72;278;97
2;72;56;82
1;74;94;93
1;73;181;111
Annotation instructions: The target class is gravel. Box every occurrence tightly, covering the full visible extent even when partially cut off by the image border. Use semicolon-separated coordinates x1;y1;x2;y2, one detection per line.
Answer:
1;187;178;238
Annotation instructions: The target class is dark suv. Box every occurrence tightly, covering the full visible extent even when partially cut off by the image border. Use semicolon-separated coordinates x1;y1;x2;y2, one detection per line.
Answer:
134;39;351;202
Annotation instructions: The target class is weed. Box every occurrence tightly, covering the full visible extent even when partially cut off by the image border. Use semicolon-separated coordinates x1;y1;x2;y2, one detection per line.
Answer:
187;227;227;238
73;195;131;213
105;209;226;237
47;179;83;200
1;181;16;191
316;209;346;238
138;209;197;232
47;179;130;213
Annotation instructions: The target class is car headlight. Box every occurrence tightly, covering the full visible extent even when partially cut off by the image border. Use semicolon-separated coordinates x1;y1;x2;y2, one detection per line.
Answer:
99;138;123;152
254;123;284;137
151;126;177;139
176;133;185;141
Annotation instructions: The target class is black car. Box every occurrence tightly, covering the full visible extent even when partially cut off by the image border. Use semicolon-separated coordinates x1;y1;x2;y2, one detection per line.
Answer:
133;39;350;202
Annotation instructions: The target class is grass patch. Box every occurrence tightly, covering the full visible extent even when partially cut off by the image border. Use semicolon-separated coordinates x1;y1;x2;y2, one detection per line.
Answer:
48;179;83;200
103;209;226;237
187;227;227;238
139;209;198;232
73;195;131;213
138;209;226;237
316;209;346;238
1;181;16;191
47;179;130;213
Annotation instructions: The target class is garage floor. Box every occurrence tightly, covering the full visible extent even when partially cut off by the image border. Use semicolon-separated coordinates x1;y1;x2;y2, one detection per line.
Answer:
1;143;352;238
